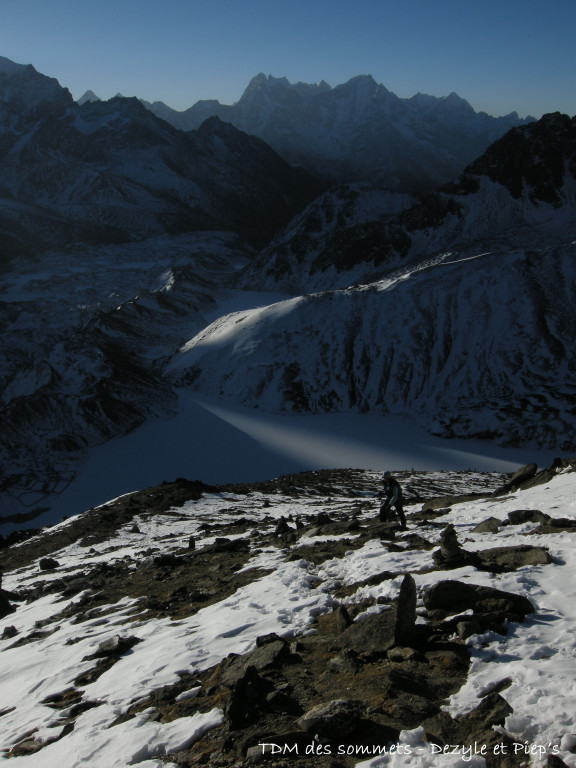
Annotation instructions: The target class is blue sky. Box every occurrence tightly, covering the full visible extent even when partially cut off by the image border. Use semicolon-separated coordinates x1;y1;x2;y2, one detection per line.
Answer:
0;0;574;118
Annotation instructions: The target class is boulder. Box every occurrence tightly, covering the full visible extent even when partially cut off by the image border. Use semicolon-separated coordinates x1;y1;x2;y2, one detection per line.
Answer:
219;640;291;689
363;521;397;541
456;619;483;639
476;544;552;573
472;517;502;533
212;537;250;553
493;463;538;495
422;494;484;512
507;509;550;525
274;517;292;535
334;605;353;633
331;609;396;655
423;580;535;620
394;574;417;646
225;666;275;729
0;591;16;620
153;553;181;567
297;698;365;738
387;646;424;662
455;691;512;731
1;625;18;639
39;558;60;570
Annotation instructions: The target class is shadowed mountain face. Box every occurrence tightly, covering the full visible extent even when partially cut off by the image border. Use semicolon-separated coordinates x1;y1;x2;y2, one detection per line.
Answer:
0;59;322;522
0;63;323;259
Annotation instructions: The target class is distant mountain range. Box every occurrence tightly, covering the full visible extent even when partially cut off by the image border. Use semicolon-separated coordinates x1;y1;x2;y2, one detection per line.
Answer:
83;72;535;193
0;55;574;526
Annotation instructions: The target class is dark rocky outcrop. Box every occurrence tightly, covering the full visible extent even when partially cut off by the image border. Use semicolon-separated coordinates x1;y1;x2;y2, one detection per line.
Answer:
494;463;539;494
507;509;550;525
476;544;552;573
494;457;576;495
330;609;397;657
472;517;502;533
298;699;366;738
423;580;535;621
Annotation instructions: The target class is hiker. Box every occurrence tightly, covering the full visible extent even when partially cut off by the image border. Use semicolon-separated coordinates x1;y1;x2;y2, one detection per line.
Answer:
379;471;407;529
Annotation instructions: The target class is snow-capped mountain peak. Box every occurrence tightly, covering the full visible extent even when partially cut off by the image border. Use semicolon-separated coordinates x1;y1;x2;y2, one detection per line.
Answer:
140;72;533;192
77;89;101;105
0;56;72;114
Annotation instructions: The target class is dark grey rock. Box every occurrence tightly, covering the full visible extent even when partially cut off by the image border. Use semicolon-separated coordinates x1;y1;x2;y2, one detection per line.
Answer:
212;537;250;553
476;544;552;573
219;640;290;688
153;553;181;567
39;558;60;570
423;580;535;620
0;591;16;620
507;509;550;525
274;517;292;535
457;691;512;730
494;463;538;495
225;666;275;729
331;609;396;655
1;625;18;639
297;698;365;738
422;494;484;512
363;521;397;540
456;620;483;639
394;574;417;646
387;646;424;662
335;605;353;633
472;517;502;533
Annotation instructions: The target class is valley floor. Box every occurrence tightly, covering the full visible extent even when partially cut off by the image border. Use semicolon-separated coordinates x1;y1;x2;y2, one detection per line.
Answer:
18;390;557;533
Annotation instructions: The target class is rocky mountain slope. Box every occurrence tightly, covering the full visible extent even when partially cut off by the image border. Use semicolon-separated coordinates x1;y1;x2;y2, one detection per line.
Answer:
1;459;575;767
236;113;576;293
141;73;533;193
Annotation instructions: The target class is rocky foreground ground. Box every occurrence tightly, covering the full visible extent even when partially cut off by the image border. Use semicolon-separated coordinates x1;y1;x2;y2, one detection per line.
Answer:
1;460;575;768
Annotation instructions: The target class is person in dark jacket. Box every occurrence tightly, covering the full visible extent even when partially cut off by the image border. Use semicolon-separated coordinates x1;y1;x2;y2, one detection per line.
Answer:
379;471;407;529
